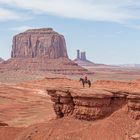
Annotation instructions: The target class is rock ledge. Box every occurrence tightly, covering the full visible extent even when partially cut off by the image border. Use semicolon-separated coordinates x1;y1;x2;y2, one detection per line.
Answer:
47;87;140;121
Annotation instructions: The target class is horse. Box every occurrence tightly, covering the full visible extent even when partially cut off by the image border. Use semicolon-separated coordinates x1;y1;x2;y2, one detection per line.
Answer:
79;78;91;88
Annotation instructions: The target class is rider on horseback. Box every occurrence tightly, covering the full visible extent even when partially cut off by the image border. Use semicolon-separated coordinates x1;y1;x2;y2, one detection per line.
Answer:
79;75;91;88
84;75;88;83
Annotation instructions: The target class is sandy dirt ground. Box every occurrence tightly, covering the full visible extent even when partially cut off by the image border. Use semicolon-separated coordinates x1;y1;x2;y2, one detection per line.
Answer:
0;70;139;140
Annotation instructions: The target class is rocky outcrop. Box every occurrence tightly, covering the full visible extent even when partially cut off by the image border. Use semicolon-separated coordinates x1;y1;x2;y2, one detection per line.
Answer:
47;87;140;121
128;96;140;120
1;78;139;140
11;28;68;59
0;28;91;74
15;81;139;140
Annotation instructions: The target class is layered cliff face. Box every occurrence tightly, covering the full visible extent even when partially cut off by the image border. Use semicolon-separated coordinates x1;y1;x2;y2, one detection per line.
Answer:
47;87;140;121
46;79;140;122
0;28;90;74
11;28;68;59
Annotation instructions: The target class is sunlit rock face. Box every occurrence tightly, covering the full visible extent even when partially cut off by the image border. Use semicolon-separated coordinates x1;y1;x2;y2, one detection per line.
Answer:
11;28;68;59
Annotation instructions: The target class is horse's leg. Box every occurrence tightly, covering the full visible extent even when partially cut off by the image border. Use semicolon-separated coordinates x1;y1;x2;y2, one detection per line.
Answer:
88;81;91;88
83;82;85;87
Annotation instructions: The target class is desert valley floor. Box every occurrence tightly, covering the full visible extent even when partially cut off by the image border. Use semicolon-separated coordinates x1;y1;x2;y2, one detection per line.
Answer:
0;70;139;140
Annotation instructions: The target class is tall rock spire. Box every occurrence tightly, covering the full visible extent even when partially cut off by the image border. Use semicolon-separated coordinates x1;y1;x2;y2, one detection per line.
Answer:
77;50;80;59
81;51;86;61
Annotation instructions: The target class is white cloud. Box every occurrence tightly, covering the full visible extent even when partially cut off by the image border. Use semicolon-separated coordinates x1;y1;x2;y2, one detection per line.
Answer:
0;8;21;21
0;0;140;24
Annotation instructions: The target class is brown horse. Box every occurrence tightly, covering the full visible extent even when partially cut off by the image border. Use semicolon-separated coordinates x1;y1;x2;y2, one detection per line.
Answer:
79;78;91;88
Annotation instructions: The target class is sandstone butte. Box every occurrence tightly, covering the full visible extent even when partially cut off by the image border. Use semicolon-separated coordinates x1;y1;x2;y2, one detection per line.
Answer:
0;77;139;140
0;28;90;75
11;28;68;59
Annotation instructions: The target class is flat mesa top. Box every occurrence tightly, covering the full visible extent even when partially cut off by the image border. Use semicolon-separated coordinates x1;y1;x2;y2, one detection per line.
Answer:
71;88;113;97
17;28;60;36
47;87;114;98
25;28;54;33
69;88;113;98
47;86;140;99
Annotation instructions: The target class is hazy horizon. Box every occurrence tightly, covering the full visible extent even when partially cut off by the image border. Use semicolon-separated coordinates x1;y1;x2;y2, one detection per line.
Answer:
0;0;140;65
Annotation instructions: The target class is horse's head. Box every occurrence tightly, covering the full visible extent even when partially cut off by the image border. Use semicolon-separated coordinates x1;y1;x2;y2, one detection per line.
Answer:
79;78;82;82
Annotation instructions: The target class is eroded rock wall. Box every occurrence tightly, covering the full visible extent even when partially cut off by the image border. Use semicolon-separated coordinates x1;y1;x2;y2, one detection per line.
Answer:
128;97;140;120
47;88;140;121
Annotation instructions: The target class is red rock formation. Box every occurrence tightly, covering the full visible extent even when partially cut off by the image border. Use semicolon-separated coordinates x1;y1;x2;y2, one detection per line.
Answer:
0;28;91;74
47;87;140;121
14;78;140;140
11;28;68;59
0;78;139;140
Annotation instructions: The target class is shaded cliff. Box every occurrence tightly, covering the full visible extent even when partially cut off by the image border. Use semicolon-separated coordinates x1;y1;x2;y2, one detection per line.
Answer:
47;87;140;121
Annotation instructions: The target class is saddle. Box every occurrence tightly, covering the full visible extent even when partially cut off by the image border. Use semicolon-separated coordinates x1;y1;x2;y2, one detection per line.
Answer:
84;79;88;83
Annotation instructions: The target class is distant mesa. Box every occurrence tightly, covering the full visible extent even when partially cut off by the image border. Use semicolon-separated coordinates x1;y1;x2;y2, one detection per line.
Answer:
11;28;68;59
74;50;118;68
0;28;90;75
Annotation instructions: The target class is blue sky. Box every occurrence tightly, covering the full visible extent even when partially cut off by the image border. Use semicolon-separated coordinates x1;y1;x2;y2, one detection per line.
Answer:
0;0;140;64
